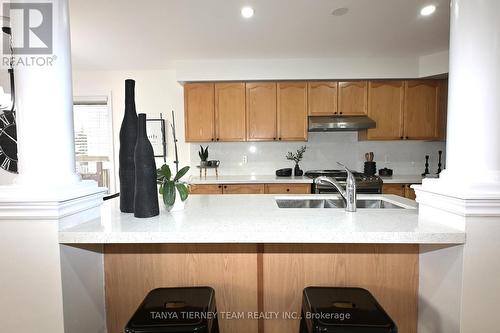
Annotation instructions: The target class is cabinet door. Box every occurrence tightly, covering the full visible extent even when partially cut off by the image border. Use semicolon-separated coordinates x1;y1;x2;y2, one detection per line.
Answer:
184;83;215;142
222;184;266;194
308;81;338;116
404;80;440;140
189;184;223;194
367;81;405;140
246;82;277;141
382;184;406;197
437;79;448;141
338;81;368;116
215;83;246;141
277;82;308;141
404;185;416;200
265;183;311;194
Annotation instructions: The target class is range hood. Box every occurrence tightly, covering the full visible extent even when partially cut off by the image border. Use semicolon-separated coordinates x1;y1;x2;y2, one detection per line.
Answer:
308;116;376;132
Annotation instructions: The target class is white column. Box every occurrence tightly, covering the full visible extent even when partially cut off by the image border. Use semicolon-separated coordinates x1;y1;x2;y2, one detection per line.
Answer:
434;0;500;193
13;0;80;186
415;1;500;332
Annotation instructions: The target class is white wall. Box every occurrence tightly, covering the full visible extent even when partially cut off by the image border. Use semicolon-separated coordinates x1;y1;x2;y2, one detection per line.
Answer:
419;51;450;77
190;133;446;176
72;70;189;192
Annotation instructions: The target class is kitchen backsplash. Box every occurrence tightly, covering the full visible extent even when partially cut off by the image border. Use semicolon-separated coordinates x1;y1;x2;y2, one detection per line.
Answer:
189;132;446;176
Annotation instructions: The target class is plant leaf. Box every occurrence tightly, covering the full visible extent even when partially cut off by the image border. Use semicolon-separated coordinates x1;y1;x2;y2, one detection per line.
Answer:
159;183;164;195
158;164;171;180
174;166;190;181
176;183;189;201
162;181;176;206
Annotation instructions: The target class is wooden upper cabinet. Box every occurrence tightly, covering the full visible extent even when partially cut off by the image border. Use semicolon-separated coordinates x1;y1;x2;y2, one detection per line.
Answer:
437;79;448;141
308;82;338;116
367;81;405;140
184;83;215;142
277;82;308;141
338;81;368;116
404;80;440;140
246;82;277;141
215;83;246;141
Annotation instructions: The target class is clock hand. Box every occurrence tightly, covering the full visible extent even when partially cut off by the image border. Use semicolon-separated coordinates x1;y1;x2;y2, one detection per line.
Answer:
3;132;17;143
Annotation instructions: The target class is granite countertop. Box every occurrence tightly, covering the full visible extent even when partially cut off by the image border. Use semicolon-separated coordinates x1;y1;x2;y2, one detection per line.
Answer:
59;194;465;245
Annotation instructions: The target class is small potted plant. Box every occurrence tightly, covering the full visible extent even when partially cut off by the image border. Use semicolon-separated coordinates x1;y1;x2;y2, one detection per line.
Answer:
286;146;307;176
157;164;190;211
199;145;209;167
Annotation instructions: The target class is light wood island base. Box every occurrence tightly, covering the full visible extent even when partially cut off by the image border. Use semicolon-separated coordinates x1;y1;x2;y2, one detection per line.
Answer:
104;244;418;333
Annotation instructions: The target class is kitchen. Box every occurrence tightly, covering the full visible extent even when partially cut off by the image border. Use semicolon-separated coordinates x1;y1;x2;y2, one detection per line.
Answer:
0;1;499;333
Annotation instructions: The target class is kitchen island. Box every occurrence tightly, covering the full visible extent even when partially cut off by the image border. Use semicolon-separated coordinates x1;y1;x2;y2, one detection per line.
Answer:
59;195;465;333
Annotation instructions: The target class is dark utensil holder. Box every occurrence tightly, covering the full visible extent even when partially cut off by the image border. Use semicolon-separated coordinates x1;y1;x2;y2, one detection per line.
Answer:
364;161;377;175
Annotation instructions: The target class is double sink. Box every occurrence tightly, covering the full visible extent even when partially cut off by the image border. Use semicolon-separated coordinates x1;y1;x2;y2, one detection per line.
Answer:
276;197;414;209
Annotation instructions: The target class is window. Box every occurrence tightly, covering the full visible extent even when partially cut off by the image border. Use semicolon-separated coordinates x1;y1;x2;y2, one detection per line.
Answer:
73;96;115;193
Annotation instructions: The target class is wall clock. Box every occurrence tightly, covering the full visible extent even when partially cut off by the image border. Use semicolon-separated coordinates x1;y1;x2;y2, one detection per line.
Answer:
0;111;17;173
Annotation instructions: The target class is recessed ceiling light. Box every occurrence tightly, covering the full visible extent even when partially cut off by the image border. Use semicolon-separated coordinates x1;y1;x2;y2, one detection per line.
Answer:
332;7;349;16
420;5;436;16
241;6;254;18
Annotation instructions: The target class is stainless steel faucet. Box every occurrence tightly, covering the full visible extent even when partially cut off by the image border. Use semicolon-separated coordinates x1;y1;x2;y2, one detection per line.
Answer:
315;163;357;212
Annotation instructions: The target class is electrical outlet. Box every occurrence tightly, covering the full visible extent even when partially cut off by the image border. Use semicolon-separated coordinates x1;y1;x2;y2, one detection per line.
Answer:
242;155;248;164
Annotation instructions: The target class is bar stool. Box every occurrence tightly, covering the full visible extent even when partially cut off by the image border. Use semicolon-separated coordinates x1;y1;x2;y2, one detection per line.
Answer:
125;287;220;333
300;287;397;333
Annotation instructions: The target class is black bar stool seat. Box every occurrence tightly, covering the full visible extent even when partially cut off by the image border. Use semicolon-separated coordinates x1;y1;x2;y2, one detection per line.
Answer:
125;287;220;333
300;287;397;333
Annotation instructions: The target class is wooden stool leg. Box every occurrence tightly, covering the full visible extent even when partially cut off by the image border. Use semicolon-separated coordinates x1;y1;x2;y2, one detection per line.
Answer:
215;168;218;177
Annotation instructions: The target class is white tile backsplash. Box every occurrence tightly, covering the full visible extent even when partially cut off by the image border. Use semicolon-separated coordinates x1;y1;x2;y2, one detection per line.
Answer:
190;132;446;176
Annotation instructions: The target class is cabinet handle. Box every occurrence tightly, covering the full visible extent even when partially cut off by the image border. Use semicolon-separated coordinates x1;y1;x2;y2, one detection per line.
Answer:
273;137;276;140
278;137;282;141
211;138;214;141
223;185;227;189
218;185;222;189
216;138;219;141
400;136;404;139
405;136;409;140
334;112;338;115
401;185;405;188
286;188;290;192
339;112;343;115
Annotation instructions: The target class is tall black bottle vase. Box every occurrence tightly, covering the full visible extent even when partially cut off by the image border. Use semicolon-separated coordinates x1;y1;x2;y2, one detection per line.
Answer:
134;113;160;218
119;79;138;213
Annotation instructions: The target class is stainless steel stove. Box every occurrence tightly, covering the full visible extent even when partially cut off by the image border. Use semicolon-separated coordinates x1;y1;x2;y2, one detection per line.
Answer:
305;169;383;194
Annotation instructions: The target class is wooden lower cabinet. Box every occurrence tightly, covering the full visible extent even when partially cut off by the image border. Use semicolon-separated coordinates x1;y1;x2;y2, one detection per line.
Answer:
189;184;223;194
190;183;311;195
104;244;418;333
222;184;265;194
265;183;311;194
382;183;417;200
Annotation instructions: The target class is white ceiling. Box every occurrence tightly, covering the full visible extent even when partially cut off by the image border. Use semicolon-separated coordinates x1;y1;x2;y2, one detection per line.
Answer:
69;0;450;70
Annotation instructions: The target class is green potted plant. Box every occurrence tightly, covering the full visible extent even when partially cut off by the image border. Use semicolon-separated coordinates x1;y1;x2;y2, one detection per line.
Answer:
286;146;307;176
157;164;190;211
199;145;209;167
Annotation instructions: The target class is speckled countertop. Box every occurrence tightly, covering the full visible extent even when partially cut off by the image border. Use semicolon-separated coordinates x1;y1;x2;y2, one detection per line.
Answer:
188;174;424;185
59;194;464;245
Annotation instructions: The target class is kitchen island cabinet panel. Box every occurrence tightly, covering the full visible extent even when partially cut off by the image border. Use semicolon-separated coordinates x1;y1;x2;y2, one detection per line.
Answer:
104;244;259;333
104;244;418;333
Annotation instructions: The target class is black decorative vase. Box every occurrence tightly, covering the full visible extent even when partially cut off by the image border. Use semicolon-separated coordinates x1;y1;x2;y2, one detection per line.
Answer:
134;113;159;218
294;163;303;176
119;79;138;213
